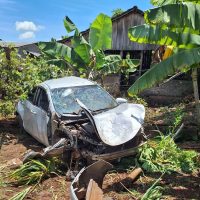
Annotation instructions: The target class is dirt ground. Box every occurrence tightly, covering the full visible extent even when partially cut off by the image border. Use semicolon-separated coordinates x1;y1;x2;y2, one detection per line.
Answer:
0;104;200;200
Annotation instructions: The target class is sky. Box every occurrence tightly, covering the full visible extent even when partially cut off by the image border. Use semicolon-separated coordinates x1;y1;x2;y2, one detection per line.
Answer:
0;0;152;42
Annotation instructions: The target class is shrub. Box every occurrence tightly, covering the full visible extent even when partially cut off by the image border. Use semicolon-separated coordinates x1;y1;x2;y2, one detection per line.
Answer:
0;47;69;117
137;135;199;173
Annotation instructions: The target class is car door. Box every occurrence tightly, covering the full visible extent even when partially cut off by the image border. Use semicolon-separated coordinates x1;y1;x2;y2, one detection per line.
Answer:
32;87;50;146
23;87;38;136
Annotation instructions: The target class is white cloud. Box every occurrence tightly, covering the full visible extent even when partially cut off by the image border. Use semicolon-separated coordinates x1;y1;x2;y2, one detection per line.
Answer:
19;31;35;39
15;21;44;32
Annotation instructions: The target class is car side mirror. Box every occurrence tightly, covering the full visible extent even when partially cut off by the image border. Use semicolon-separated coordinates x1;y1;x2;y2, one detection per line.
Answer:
116;98;128;104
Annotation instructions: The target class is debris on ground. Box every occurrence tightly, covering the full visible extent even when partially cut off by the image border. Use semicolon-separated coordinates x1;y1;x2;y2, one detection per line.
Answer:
70;160;113;200
6;158;23;169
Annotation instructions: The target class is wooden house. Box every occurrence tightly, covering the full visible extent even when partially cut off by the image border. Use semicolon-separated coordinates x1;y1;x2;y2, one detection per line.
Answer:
59;6;155;84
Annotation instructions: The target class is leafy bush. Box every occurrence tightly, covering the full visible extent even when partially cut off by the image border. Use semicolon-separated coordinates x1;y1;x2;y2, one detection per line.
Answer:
137;135;199;173
0;47;69;117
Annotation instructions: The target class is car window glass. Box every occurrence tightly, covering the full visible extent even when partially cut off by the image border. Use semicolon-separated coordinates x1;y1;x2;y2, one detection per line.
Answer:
51;85;117;114
28;87;37;103
36;88;49;112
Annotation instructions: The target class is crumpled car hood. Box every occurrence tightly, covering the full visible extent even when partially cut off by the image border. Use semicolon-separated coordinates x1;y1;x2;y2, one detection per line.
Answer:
77;99;145;146
93;103;145;146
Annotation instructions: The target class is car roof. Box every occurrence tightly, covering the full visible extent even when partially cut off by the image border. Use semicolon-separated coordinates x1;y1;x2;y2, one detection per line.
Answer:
41;76;96;90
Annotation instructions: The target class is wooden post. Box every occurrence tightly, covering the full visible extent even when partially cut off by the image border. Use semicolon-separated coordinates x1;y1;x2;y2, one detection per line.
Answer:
139;51;144;77
192;68;200;137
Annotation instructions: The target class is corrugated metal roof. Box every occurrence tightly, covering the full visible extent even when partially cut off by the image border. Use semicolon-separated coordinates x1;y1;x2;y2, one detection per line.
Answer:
0;42;41;57
0;41;36;48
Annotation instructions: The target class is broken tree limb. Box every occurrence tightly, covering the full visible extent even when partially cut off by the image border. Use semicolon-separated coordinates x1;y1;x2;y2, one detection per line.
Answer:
128;167;143;182
120;167;143;187
109;167;143;192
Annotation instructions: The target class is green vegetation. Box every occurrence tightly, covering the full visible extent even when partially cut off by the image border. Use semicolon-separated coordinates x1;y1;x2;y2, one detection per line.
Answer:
9;187;31;200
137;135;199;173
0;47;68;116
169;107;184;135
10;158;61;185
128;0;200;130
1;6;200;199
39;13;139;80
128;0;200;95
112;8;124;18
141;174;164;200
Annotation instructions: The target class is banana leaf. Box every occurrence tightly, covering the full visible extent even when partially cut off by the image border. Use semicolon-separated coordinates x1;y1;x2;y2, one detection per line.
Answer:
102;55;139;74
151;0;200;6
63;16;77;33
145;2;200;33
128;47;200;95
38;42;72;63
72;31;92;66
45;59;68;69
89;13;112;50
129;24;200;48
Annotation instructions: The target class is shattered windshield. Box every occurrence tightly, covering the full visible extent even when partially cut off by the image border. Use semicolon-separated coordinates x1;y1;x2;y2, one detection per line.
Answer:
51;85;118;115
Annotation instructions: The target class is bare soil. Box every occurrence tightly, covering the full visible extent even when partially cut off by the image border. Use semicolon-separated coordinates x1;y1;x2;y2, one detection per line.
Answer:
0;104;200;200
0;118;70;200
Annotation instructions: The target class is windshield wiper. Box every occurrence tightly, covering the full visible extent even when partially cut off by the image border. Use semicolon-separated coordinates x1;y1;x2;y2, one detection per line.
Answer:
93;108;110;113
93;105;118;113
63;112;79;115
63;108;83;116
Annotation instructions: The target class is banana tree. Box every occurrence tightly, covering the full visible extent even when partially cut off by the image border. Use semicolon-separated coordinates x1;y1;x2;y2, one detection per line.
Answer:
39;14;139;80
128;0;200;131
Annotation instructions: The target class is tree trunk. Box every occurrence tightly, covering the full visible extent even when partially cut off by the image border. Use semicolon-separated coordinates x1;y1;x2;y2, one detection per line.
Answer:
192;68;200;136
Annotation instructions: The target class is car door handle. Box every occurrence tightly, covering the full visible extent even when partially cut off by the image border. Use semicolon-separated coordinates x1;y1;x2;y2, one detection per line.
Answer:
31;110;36;114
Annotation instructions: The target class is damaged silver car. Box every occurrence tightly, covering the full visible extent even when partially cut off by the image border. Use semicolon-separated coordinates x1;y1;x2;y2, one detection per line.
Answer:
16;76;145;165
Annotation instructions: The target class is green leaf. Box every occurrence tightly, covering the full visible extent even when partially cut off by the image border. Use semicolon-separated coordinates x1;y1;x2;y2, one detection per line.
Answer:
9;187;31;200
102;55;139;74
145;2;200;33
46;59;67;68
89;13;112;50
63;16;76;33
128;24;200;48
128;47;200;95
151;0;200;6
39;41;88;70
72;32;92;66
38;42;72;63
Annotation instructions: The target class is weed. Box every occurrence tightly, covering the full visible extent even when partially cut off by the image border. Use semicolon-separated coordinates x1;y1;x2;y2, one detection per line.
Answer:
120;182;141;199
141;174;164;200
10;158;61;185
9;187;31;200
137;134;199;173
169;107;184;135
